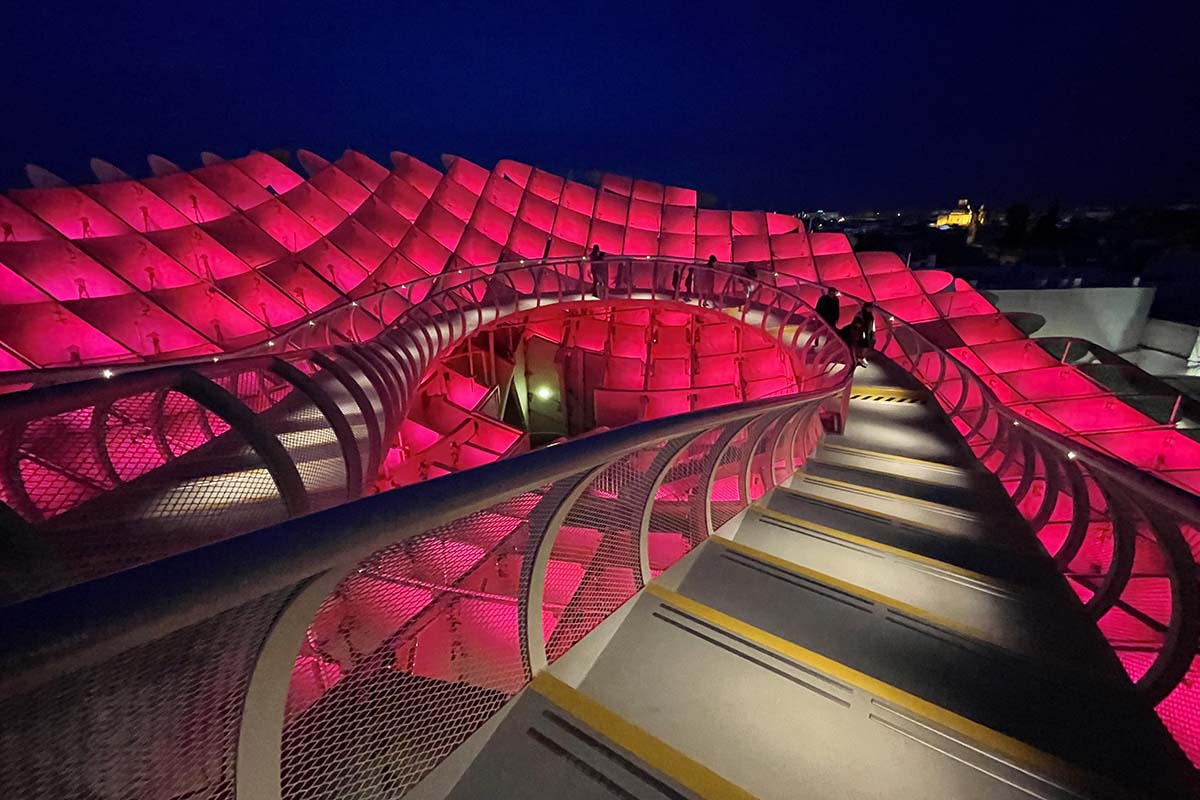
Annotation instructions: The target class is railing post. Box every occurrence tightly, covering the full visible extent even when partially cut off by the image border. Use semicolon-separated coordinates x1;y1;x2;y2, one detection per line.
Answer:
517;467;605;678
635;434;703;586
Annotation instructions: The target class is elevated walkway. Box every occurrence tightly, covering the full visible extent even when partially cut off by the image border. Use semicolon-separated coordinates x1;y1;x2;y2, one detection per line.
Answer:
427;358;1195;799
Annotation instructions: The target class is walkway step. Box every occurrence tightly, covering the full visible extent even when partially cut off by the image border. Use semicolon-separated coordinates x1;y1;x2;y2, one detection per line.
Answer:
758;490;1052;584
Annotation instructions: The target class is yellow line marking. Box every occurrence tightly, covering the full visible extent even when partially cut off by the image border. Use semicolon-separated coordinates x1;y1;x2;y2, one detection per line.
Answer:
749;504;1009;589
811;452;964;489
775;483;964;537
531;672;757;800
643;584;1129;799
709;535;997;644
795;473;980;519
850;384;924;399
821;443;961;472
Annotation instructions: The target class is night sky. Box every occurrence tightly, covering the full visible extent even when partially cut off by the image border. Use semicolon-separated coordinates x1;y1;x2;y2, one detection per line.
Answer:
3;2;1196;211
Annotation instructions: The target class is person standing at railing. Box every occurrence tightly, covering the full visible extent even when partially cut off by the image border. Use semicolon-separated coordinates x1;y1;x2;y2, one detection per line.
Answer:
588;244;608;298
684;265;695;299
671;263;682;299
839;301;877;367
816;286;840;329
743;261;759;305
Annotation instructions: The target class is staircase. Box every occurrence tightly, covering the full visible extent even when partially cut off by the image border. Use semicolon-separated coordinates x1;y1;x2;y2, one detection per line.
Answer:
427;357;1197;799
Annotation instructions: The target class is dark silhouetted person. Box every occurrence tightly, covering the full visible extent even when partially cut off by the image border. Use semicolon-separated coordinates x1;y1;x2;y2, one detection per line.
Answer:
839;301;877;366
684;266;695;298
816;287;839;329
588;244;607;298
700;255;719;306
671;263;682;298
743;262;758;304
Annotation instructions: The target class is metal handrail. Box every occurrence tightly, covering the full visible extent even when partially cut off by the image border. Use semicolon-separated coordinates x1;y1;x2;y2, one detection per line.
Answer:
0;383;844;697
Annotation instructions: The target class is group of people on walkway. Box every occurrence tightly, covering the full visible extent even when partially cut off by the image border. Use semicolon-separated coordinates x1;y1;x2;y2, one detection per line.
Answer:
586;246;875;365
816;286;875;366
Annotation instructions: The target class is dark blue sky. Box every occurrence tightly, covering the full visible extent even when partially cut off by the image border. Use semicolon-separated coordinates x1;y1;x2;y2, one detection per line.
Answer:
3;2;1196;211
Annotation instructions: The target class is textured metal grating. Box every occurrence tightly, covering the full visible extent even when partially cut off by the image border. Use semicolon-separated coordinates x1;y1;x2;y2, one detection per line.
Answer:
710;424;751;531
543;446;665;663
0;587;297;800
282;494;544;800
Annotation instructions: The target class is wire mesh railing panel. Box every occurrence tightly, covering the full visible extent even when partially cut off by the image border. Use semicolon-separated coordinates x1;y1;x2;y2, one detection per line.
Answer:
273;394;351;510
543;446;665;663
710;423;752;531
281;492;549;800
650;428;723;559
0;587;297;800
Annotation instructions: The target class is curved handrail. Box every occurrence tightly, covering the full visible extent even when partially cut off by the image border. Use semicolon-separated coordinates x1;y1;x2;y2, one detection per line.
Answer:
0;257;850;604
879;316;1200;716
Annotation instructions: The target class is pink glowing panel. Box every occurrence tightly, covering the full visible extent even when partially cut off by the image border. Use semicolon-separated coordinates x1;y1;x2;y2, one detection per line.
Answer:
82;181;193;232
309;582;434;669
623;226;658;257
1000;366;1104;400
399;419;441;451
231;152;304;194
602;358;647;390
632;179;665;204
0;194;58;240
594;390;643;428
552;525;604;565
1036;397;1158;433
416;202;468;252
481;175;524;217
648;532;690;577
695;234;731;261
825;275;873;301
303;162;371;214
432;178;481;224
528;169;565;203
286;655;343;719
856;251;904;274
599;173;632;197
560;181;596;215
376;175;430;222
969;339;1061;374
391;152;443;197
710;474;741;502
877;294;939;323
913;270;954;293
648;359;690;390
1088;430;1200;472
335;150;391;190
664;185;697;206
693;385;740;410
543;560;586;607
627;198;661;232
9;186;136;239
810;232;852;255
495;159;532;188
279;182;350;236
662;204;696;234
410;599;539;693
319;219;390;276
444;155;490;196
934;283;996;319
732;235;771;263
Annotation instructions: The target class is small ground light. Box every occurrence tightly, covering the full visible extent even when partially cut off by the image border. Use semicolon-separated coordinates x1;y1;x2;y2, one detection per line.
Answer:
534;385;554;400
308;321;316;326
268;340;275;347
101;369;114;379
1067;451;1077;460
